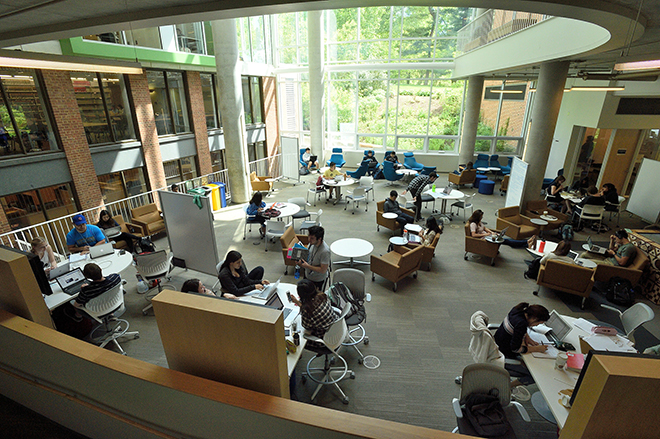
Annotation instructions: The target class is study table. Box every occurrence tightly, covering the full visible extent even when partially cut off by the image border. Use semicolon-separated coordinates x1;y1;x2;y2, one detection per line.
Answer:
423;187;464;221
44;250;134;310
322;178;355;205
331;238;373;267
268;201;300;219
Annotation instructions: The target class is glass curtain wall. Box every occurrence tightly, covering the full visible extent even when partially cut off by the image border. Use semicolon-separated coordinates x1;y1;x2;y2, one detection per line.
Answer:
147;70;191;136
200;73;222;129
163;157;198;185
1;183;76;230
98;167;148;203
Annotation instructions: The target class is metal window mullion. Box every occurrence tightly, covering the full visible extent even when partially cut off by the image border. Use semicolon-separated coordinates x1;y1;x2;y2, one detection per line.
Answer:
493;80;504;154
119;170;129;199
163;71;176;135
97;73;114;142
426;70;433;152
455;80;467;154
0;80;27;154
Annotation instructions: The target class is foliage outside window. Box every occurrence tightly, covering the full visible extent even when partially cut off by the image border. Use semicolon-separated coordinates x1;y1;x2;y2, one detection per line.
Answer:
70;72;135;145
176;23;205;54
1;183;76;231
237;16;270;64
200;73;222;129
164;157;198;185
0;68;57;158
98;168;147;204
147;70;191;136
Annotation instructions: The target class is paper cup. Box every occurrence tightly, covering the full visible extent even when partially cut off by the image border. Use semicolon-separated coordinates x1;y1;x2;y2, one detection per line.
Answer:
555;352;568;370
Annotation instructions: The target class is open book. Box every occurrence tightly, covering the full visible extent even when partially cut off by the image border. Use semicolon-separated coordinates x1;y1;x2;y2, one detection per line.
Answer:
287;242;309;260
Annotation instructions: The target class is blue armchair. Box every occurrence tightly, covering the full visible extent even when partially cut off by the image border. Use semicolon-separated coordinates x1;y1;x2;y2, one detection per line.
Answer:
474;154;490;174
500;156;513;175
327;148;346;168
421;166;437;175
383;160;403;185
299;148;308;168
403;152;424;171
347;161;369;179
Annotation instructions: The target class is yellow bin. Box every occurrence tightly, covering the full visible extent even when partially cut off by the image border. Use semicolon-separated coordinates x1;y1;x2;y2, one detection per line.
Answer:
205;184;221;211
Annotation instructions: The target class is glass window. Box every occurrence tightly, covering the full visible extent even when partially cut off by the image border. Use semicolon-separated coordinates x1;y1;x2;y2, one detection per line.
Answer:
147;71;173;135
97;168;147;203
147;70;191;136
180;157;197;180
167;72;190;133
176;23;205;54
1;183;76;231
200;73;219;129
102;73;136;141
211;150;226;172
242;77;253;125
0;68;57;157
164;157;198;185
124;27;162;49
251;77;263;124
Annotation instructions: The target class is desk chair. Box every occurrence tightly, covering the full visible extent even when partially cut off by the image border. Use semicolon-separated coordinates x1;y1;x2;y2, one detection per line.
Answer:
302;302;355;404
576;204;605;233
344;187;367;214
332;269;370;364
264;220;286;252
300;209;322;234
605;195;626;227
452;363;530;438
358;176;374;202
78;282;139;355
288;197;310;229
600;302;654;343
211;261;223;292
306;181;327;206
243;206;262;240
451;193;475;223
135;250;174;315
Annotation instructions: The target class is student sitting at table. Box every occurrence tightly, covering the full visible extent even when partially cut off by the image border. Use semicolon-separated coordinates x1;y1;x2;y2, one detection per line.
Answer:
385;151;401;168
181;278;223;298
247;192;267;237
30;236;57;276
564;185;601;215
289;279;338;349
468;209;528;248
217;250;269;297
383;190;414;230
96;209;139;252
323;162;345;200
69;262;121;322
546;175;566;209
540;240;574;266
66;214;106;254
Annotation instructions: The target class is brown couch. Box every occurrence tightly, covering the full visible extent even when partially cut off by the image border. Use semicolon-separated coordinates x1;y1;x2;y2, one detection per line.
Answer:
111;215;144;249
279;226;309;275
496;206;539;239
593;246;649;286
250;171;272;193
464;223;501;266
525;200;569;231
535;259;595;309
131;204;166;236
376;200;415;233
406;232;440;271
371;244;424;291
448;169;477;187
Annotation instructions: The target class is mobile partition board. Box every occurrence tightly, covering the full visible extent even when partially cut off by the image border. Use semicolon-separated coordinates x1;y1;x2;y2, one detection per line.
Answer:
159;190;219;276
626;158;660;225
505;157;528;208
281;135;300;183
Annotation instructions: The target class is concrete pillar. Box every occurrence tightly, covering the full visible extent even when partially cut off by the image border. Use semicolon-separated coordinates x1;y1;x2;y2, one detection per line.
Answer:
521;61;569;208
211;19;250;204
308;10;324;158
459;75;484;166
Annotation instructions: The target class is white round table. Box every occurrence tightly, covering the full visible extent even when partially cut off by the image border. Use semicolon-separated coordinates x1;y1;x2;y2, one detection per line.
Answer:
269;202;301;218
530;217;549;237
477;167;490;173
540;214;558;222
396;169;418;176
404;223;422;233
330;238;374;266
423;187;465;220
389;236;408;247
382;212;398;220
70;249;133;274
323;178;355;205
576;258;597;268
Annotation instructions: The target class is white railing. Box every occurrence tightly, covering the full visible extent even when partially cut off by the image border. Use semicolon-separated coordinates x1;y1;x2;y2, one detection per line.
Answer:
457;10;549;54
248;154;282;177
0;169;232;261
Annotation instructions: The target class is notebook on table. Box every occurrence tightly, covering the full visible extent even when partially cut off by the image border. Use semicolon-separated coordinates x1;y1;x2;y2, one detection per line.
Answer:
54;267;87;296
90;242;114;259
264;291;299;327
586;236;607;254
103;226;122;239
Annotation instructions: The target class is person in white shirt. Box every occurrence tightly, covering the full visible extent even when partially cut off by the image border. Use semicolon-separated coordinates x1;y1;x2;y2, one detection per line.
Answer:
302;147;319;171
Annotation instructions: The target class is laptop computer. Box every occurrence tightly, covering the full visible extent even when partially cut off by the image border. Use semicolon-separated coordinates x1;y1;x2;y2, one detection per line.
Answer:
495;227;509;240
48;261;71;280
102;226;122;239
89;242;114;259
334;175;344;182
442;186;452;195
543;310;576;350
309;155;317;163
55;267;87;296
586;236;607;254
248;277;282;300
264;291;299;327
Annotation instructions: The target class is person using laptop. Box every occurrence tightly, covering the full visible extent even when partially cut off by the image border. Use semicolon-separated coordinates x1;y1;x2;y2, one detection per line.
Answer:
385;151;402;169
406;216;443;248
217;250;269;298
181;279;225;298
302;147;319;172
564;185;601;215
580;229;636;267
29;236;57;276
289;279;338;349
323;162;345;200
540;240;574;266
403;171;438;222
468;210;528;248
69;262;121;322
247;192;268;238
383;190;414;231
66;214;106;254
96;209;139;253
298;225;330;291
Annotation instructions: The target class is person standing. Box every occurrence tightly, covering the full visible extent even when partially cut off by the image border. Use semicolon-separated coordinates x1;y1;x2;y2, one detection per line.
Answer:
383;190;414;230
299;225;330;291
403;171;437;222
66;214;106;254
578;135;594;169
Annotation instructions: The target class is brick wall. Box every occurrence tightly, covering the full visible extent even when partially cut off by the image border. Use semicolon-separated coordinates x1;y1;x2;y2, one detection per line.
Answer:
41;70;103;212
262;76;280;175
0;208;10;235
127;73;166;191
186;71;212;176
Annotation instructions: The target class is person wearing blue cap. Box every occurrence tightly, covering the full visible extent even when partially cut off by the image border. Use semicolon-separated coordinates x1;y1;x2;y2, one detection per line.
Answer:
66;214;106;253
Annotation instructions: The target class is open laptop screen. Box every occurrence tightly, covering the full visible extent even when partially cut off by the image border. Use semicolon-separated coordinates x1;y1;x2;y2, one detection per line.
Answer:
546;310;572;342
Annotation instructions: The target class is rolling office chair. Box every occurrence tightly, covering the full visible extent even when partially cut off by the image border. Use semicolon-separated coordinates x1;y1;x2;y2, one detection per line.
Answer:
299;209;322;234
288;197;310;230
302;302;355;404
332;268;370;364
264;220;286;252
77;282;139;355
243;205;263;239
134;250;174;315
600;302;655;344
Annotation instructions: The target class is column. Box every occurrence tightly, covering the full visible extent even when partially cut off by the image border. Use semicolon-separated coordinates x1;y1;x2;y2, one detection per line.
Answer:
458;75;484;166
308;10;324;158
186;71;213;176
261;76;280;176
521;61;570;208
211;19;250;204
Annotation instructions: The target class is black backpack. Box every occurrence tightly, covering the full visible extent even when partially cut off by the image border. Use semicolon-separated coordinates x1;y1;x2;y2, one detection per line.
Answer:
606;276;636;307
558;223;574;241
135;236;156;254
299;165;310;175
326;282;366;323
463;392;510;437
524;258;542;280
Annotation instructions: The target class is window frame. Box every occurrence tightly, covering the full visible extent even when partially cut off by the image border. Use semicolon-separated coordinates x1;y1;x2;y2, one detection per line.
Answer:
147;69;192;136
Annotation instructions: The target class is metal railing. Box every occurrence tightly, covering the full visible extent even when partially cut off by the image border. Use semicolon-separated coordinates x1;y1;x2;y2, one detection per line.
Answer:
248;154;282;177
0;169;232;261
457;10;549;54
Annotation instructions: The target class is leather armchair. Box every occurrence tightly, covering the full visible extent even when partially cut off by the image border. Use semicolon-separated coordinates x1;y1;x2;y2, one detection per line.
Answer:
131;204;165;236
406;233;440;271
448;169;476;187
593;246;649;286
279;226;309;274
464;223;501;266
250;171;272;192
496;206;539;239
524;200;568;231
535;259;595;309
376;200;414;233
111;215;144;249
371;244;424;291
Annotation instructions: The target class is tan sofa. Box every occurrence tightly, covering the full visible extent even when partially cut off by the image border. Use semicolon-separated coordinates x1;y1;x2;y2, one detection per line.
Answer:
496;206;539;239
464;223;501;266
376;200;415;233
535;259;595;309
279;226;309;275
250;172;273;193
525;200;569;232
593;246;649;286
448;169;477;187
371;244;424;291
131;204;166;236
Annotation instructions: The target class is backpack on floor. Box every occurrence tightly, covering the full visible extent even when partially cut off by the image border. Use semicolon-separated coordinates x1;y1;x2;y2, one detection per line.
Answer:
463;392;510;437
524;257;541;280
606;276;636;307
558;223;574;241
134;236;156;254
299;165;310;175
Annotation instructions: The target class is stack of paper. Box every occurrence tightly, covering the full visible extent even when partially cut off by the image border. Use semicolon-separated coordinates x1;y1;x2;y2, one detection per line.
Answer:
580;334;636;353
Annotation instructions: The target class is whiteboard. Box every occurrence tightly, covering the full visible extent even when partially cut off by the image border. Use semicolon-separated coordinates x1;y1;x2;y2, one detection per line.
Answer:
627;158;660;224
505;157;528;208
281;136;300;183
159;190;219;276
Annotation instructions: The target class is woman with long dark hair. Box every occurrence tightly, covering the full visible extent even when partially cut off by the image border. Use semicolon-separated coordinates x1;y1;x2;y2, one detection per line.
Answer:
96;209;139;252
468;209;529;248
217;250;268;298
494;302;550;358
290;279;338;349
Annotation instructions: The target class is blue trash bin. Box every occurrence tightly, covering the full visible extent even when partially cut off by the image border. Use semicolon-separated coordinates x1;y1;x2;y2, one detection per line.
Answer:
210;182;227;208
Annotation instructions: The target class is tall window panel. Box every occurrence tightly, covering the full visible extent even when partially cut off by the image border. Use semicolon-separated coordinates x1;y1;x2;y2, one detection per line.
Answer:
98;167;147;203
0;68;57;157
1;183;76;231
176;23;205;54
242;76;264;126
200;73;221;129
167;72;190;133
242;77;253;125
163;157;198;185
211;150;226;172
147;70;191;136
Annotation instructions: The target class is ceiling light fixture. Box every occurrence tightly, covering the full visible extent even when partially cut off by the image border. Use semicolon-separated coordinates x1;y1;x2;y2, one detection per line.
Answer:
569;86;625;91
491;89;523;94
614;59;660;72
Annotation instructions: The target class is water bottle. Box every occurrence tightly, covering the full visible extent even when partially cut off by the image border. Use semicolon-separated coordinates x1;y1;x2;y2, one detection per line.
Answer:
294;265;300;279
136;274;149;294
432;183;436;192
293;332;300;346
538;240;546;253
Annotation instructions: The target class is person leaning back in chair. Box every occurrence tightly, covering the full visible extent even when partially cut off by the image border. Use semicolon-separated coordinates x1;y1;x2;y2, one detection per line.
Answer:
403;171;438;222
66;214;107;254
580;229;636;267
383;190;414;230
69;262;121;322
302;147;319;171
